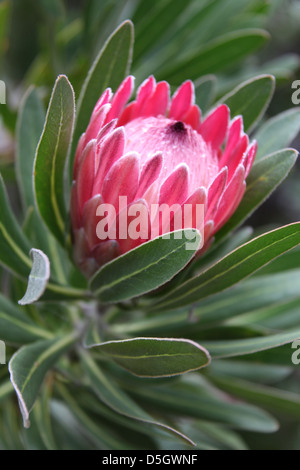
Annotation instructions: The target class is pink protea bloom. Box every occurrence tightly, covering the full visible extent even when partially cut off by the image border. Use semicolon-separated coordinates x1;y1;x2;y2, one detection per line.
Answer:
71;75;257;277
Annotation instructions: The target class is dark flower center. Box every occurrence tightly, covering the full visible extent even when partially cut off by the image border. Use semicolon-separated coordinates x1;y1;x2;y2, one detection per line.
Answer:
169;121;187;134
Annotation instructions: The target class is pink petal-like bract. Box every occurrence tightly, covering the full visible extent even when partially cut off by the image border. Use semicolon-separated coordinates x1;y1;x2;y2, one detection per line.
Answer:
71;76;257;276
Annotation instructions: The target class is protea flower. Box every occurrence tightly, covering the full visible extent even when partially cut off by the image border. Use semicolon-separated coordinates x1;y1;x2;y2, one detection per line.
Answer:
71;75;257;277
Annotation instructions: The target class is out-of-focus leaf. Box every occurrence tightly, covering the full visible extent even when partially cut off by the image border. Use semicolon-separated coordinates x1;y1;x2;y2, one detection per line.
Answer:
158;29;269;83
0;292;52;344
201;327;300;358
90;230;201;303
70;20;134;173
129;380;278;433
215;149;298;244
254;108;300;160
34;75;75;245
207;359;292;384
89;337;210;377
18;249;50;306
9;334;77;428
210;375;300;419
134;0;190;61
231;295;300;331
31;387;57;450
195;75;216;113
217;74;275;132
23;207;73;286
57;384;142;450
187;420;248;450
149;223;300;312
0;175;31;278
16;87;45;210
0;1;10;68
0;381;14;404
80;350;195;446
38;0;64;18
111;269;300;337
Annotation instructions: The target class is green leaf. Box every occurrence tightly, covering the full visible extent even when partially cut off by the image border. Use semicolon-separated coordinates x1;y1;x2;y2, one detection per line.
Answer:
80;350;195;446
89;337;211;377
208;359;291;384
129;379;278;433
215;149;298;244
254;108;300;160
230;295;300;331
31;386;57;450
0;174;32;278
0;292;52;344
134;0;189;61
90;229;201;303
16;87;45;210
9;333;77;428
23;207;74;286
111;269;300;337
38;0;64;17
149;223;300;312
209;375;300;419
195;75;216;113
158;29;269;83
201;327;300;358
70;20;134;174
57;385;143;450
0;381;14;404
0;1;10;69
18;249;50;306
217;74;275;132
34;75;75;245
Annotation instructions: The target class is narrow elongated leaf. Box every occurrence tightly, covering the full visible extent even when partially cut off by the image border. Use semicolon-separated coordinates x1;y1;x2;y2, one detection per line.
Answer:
149;223;300;312
134;0;189;61
70;20;134;172
57;385;137;450
32;387;57;450
9;334;77;428
112;269;300;337
18;249;50;305
90;229;201;303
23;207;74;286
201;327;300;358
129;381;278;433
159;29;269;83
195;75;216;112
0;381;14;404
0;175;32;278
16;87;45;210
39;0;64;17
0;292;52;344
34;75;75;244
215;149;298;244
254;108;300;160
217;75;275;132
89;337;210;377
80;351;195;446
209;376;300;419
208;359;291;384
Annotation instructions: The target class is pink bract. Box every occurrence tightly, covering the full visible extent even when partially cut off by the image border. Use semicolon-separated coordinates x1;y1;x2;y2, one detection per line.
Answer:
71;75;257;277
